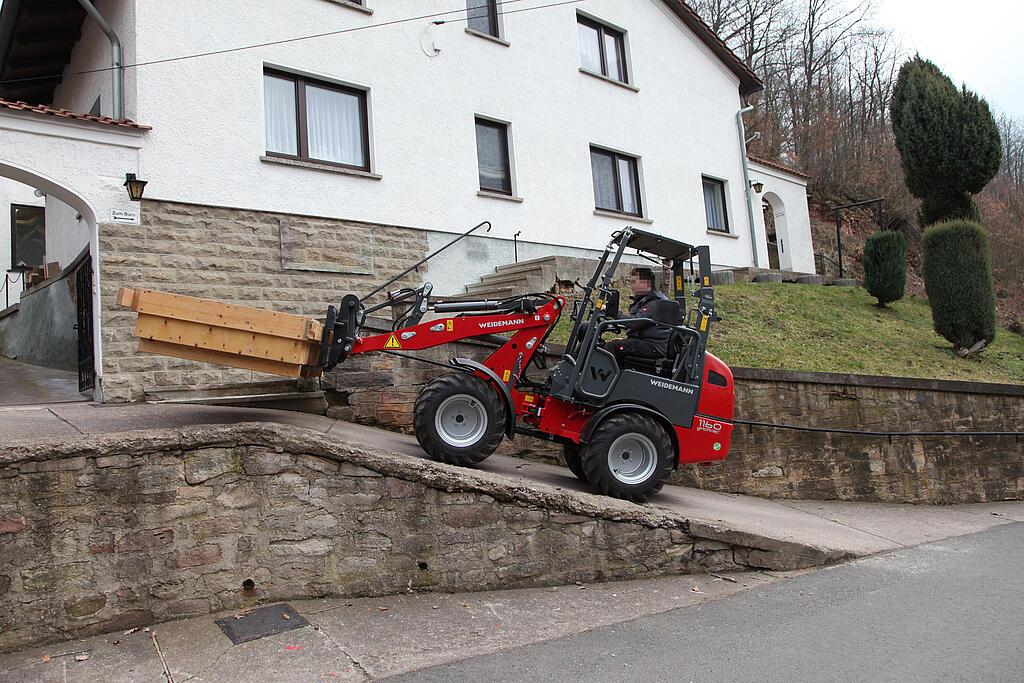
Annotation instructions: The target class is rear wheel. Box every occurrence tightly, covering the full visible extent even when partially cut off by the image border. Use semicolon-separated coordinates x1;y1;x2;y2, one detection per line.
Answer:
562;443;589;483
414;373;506;466
582;413;674;502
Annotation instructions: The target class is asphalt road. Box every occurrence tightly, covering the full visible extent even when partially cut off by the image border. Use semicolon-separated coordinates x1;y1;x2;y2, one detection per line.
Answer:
395;523;1024;682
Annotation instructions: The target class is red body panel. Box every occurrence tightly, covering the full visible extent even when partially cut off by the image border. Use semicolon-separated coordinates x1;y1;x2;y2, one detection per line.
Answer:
350;298;735;467
677;353;735;463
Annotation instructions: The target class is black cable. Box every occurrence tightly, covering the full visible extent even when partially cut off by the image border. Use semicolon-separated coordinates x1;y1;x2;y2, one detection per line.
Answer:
710;415;1023;439
379;349;466;370
0;0;589;89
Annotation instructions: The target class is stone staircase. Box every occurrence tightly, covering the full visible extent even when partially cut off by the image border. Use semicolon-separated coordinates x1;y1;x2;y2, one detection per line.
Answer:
462;255;600;299
461;258;859;299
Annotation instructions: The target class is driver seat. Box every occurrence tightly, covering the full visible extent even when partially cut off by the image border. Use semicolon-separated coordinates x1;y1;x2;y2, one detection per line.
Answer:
618;299;685;377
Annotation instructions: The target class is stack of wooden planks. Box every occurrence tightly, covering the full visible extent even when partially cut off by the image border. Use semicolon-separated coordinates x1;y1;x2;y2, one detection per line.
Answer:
117;288;326;378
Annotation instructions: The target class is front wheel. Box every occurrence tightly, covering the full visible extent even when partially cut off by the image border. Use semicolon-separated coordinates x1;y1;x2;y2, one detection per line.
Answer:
582;413;674;503
563;443;589;483
413;373;506;466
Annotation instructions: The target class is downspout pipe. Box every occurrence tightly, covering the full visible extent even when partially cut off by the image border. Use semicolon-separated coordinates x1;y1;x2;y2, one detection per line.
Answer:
76;0;123;120
736;105;759;267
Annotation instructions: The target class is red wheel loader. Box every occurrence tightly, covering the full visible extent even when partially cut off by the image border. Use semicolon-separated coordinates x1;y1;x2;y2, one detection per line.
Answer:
316;226;735;501
120;225;735;502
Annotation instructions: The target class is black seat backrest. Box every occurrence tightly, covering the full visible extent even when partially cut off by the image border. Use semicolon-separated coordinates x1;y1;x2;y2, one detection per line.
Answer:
650;299;681;325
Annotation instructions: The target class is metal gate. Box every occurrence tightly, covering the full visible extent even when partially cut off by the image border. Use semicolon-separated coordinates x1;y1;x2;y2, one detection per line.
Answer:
76;257;95;393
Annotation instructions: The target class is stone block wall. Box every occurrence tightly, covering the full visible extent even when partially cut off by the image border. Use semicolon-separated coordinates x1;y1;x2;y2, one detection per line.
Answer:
0;424;814;653
674;370;1024;503
327;348;1024;505
97;200;428;401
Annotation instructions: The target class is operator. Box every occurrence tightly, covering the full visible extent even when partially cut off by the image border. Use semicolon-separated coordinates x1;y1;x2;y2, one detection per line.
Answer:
605;267;672;359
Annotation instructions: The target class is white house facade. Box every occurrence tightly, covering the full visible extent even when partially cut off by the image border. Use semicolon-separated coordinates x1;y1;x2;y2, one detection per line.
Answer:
0;0;815;401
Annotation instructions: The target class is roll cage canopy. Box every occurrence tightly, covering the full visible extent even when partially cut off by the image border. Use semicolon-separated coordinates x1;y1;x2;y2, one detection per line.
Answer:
612;228;697;265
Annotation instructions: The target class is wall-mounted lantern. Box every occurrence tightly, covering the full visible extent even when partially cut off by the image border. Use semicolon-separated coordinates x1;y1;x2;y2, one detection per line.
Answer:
750;180;765;194
123;173;148;201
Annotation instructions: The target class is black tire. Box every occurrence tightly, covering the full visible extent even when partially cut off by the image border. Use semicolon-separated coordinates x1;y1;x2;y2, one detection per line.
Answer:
413;373;506;466
562;443;589;483
582;413;674;503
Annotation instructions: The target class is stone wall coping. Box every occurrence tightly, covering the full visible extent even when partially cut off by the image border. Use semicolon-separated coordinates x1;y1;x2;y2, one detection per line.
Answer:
731;366;1024;397
0;422;832;561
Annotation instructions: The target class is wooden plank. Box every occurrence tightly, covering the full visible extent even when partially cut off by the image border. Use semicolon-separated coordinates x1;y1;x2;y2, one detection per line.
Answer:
121;288;324;342
135;314;320;366
137;339;317;378
117;287;138;308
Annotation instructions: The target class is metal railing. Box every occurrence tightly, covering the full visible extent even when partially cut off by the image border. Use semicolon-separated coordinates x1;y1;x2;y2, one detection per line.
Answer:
2;271;25;310
814;252;841;278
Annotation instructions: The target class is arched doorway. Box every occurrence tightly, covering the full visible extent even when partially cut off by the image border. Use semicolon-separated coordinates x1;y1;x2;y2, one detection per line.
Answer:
761;191;793;271
0;159;101;401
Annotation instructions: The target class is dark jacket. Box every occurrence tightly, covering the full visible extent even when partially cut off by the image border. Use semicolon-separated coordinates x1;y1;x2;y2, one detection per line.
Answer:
625;290;672;347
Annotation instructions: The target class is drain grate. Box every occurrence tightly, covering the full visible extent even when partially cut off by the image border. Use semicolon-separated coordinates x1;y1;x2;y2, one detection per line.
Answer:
215;603;310;645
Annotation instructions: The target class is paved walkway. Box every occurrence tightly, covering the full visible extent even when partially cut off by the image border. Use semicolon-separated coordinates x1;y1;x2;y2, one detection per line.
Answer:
0;356;85;406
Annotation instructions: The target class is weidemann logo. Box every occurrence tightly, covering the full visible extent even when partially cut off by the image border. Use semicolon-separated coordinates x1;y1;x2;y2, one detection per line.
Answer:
479;319;526;329
649;379;695;395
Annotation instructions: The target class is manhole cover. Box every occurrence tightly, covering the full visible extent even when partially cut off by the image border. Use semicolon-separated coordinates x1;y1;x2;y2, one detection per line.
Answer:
215;603;310;645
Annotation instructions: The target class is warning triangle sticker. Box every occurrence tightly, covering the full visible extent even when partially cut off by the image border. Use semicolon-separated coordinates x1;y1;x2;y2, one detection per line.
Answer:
384;334;402;350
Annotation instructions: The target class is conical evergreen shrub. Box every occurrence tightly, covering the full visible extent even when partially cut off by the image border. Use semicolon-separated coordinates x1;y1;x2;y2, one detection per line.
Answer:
861;230;907;307
922;220;996;353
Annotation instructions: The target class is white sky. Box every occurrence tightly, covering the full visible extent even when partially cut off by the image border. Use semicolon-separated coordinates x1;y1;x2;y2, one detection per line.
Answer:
874;0;1024;117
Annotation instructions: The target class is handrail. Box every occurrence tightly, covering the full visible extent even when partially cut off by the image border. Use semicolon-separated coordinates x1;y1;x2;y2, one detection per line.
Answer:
2;272;25;310
815;252;840;278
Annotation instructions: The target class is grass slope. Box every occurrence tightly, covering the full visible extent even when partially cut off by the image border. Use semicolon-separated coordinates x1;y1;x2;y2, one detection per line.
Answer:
550;283;1024;385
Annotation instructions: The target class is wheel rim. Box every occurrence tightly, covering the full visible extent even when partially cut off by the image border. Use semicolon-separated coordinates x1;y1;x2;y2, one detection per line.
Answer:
607;433;658;485
435;394;488;448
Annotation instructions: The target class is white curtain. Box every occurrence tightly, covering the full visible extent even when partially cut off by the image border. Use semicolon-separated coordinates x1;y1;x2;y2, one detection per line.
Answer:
618;158;637;214
578;22;601;72
264;75;298;155
704;179;725;230
306;85;365;167
604;32;623;80
591;151;616;210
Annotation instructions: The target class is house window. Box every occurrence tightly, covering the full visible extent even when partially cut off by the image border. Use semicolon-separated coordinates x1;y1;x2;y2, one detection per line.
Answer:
263;69;370;171
475;118;512;195
703;177;730;232
577;14;628;83
467;0;499;38
591;147;642;216
11;204;45;269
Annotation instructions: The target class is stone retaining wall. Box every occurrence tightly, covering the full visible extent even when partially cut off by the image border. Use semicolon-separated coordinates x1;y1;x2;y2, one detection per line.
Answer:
674;369;1024;504
98;200;428;402
0;423;820;653
328;354;1024;505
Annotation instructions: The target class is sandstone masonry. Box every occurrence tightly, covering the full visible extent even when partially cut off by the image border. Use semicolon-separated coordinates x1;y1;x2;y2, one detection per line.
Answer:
0;423;820;653
98;200;429;401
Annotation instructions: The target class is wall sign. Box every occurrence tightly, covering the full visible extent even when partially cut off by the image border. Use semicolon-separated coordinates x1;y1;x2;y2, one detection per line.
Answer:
110;208;140;225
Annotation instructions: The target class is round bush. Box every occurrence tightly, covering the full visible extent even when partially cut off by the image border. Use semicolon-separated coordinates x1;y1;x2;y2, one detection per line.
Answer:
861;230;907;307
922;220;996;352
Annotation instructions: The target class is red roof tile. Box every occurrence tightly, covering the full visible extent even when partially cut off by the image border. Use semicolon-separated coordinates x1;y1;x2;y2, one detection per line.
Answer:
0;98;150;130
748;154;810;180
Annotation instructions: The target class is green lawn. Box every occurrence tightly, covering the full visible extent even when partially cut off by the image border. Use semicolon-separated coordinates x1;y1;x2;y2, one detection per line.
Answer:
548;283;1024;385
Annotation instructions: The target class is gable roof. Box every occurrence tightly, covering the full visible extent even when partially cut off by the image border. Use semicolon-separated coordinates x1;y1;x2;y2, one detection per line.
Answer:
661;1;762;96
748;155;810;180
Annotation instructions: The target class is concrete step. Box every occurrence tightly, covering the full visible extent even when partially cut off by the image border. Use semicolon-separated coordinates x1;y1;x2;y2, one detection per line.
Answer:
493;255;560;275
478;265;553;287
461;284;521;299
